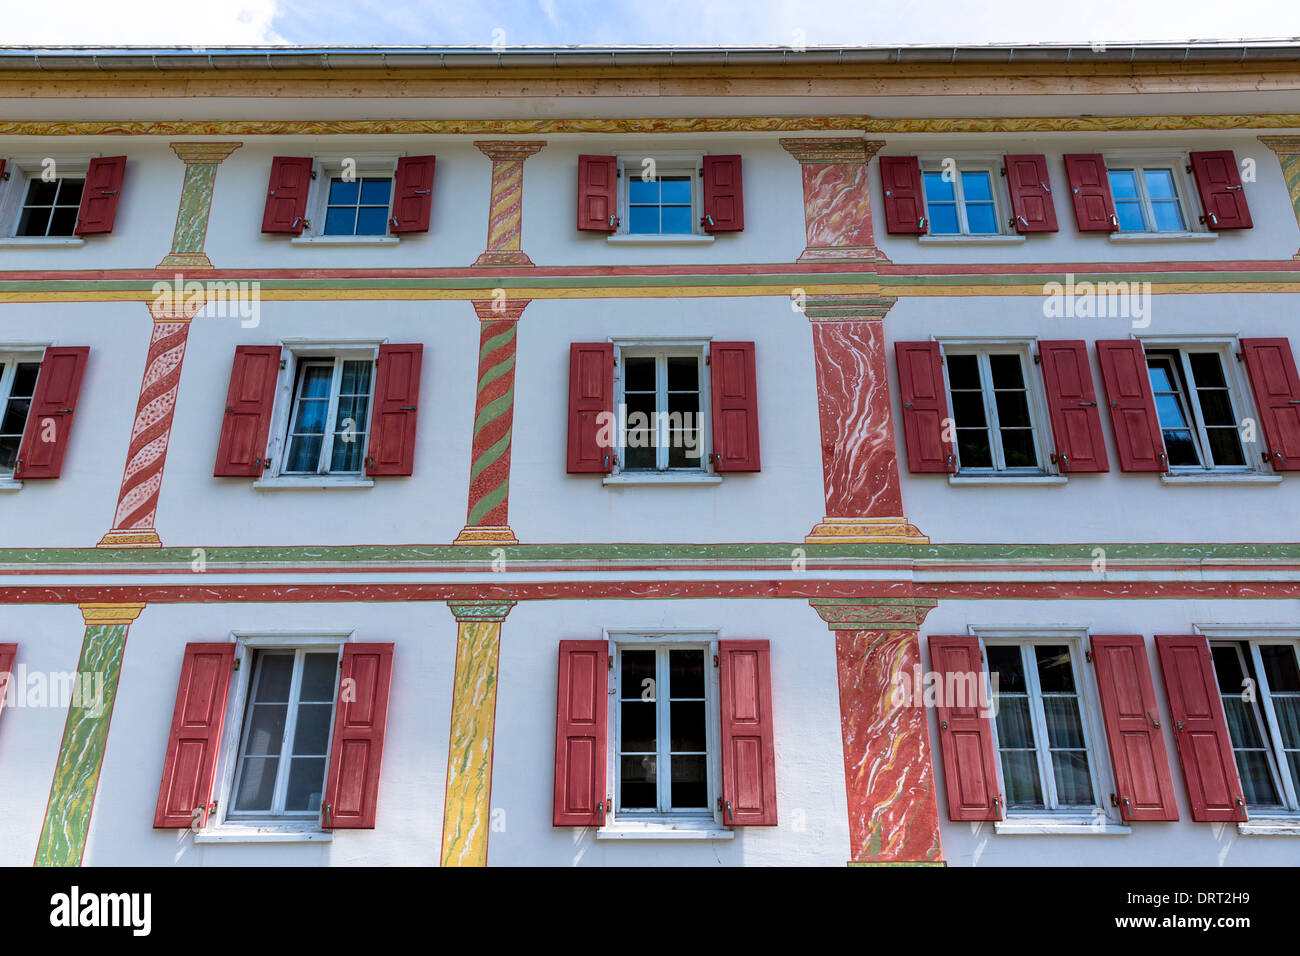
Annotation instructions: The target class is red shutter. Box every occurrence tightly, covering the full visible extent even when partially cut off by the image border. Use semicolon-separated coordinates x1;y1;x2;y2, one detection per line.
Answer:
566;342;614;473
1097;339;1167;472
1240;337;1300;471
1090;635;1179;821
213;346;280;478
879;156;927;234
153;643;236;828
389;155;435;234
322;643;394;829
1003;154;1059;233
14;346;89;480
1037;340;1109;473
0;643;16;726
576;155;618;232
1189;150;1252;230
1063;153;1118;232
553;640;608;826
1156;635;1247;822
74;156;126;236
0;160;6;191
701;155;744;233
709;341;761;473
261;156;314;234
365;344;423;477
929;636;1002;821
895;341;954;473
718;639;777;826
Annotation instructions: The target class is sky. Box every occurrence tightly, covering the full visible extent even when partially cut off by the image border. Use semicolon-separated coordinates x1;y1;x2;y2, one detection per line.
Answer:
6;0;1300;48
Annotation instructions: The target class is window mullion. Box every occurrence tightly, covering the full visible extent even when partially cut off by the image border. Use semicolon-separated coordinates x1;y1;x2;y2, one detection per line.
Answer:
953;172;970;235
656;649;671;812
1023;645;1059;810
1248;643;1300;811
272;650;305;815
655;354;668;472
1177;352;1217;470
1136;169;1156;231
979;354;1007;471
319;359;344;475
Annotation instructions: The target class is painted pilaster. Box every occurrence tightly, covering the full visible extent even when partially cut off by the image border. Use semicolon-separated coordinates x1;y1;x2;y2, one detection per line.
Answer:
471;141;546;267
34;602;146;866
440;600;516;867
810;597;943;866
157;142;242;269
1258;136;1300;259
780;138;888;263
98;299;204;548
802;294;927;544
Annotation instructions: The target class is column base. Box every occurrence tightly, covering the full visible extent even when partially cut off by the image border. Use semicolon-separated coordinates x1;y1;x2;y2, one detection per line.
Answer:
96;529;163;548
157;252;214;269
806;516;928;544
847;860;947;867
797;245;890;264
472;250;534;267
453;525;518;545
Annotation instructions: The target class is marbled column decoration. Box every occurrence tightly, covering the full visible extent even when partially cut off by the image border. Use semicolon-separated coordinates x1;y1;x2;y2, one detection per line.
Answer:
98;299;204;548
779;137;888;263
158;142;242;269
453;299;528;546
803;294;927;544
809;597;943;866
35;602;146;867
441;600;516;867
472;141;546;267
1258;136;1300;259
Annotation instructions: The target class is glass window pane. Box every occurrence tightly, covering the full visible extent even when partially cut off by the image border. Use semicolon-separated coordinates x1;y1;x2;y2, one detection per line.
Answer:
1146;364;1173;392
627;205;658;234
660;205;692;234
620;650;655;696
995;697;1036;749
299;653;337;702
1221;697;1265;748
965;204;998;234
25;178;58;205
1153;394;1189;430
1235;750;1282;807
1042;696;1085;748
1150;201;1185;232
988;354;1025;388
923;172;954;202
0;437;19;472
628;178;658;203
300;364;333;399
986;646;1025;692
950;392;987;428
945;355;981;390
624;356;655;392
1162;430;1199;467
0;399;30;436
1211;645;1246;694
355;206;388;236
1034;645;1077;693
666;356;698;392
284;757;327;811
961;171;993;202
957;432;993;469
670;754;708;809
667;431;700;468
12;363;39;397
1051;751;1094;806
244;704;287;755
255;653;294;702
285;435;323;473
670;701;707;751
620;755;656;809
1272;697;1300;750
928;204;959;235
995;390;1032;428
323;206;357;235
58;180;84;205
1000;429;1038;468
620;701;656;752
234;757;279;811
359;178;391;205
1189;353;1227;388
1001;751;1044;808
1115;201;1146;232
1108;170;1139;199
669;649;704;698
660;177;692;204
48;207;79;237
1260;645;1300;693
328;179;359;205
666;389;698;418
1195;389;1234;427
293;399;329;435
292;702;333;755
330;437;363;473
1142;168;1178;198
17;206;51;237
1205;428;1245;468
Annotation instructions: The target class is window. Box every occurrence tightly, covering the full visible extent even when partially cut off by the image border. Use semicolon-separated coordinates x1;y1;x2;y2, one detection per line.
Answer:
1145;349;1247;471
230;648;339;820
944;350;1044;473
0;355;39;475
322;176;393;237
15;177;84;237
985;642;1099;812
1107;165;1188;233
615;643;713;818
280;355;374;476
628;174;693;235
615;345;707;473
1211;640;1300;812
923;166;1000;235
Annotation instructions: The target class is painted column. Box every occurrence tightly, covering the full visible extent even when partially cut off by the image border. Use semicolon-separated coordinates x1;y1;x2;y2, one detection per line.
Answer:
440;600;516;867
1258;136;1300;259
803;294;927;543
471;141;546;267
810;597;943;866
34;602;146;866
98;298;204;548
157;141;242;269
454;299;528;545
779;138;888;263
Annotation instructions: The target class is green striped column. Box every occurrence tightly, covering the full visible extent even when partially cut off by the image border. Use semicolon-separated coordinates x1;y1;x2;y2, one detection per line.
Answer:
34;602;145;866
158;142;242;269
1259;137;1300;259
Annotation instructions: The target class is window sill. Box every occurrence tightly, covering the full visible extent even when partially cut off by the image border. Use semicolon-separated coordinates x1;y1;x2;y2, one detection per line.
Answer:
1107;231;1217;243
0;237;85;247
290;236;400;246
195;826;333;844
606;234;715;245
253;476;375;489
0;478;22;492
596;822;735;841
917;235;1027;245
948;474;1066;486
602;472;722;486
994;817;1130;836
1238;819;1300;836
1159;473;1282;485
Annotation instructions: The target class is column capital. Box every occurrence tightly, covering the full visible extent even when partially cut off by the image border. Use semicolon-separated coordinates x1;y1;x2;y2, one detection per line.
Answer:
447;600;517;623
146;294;207;323
78;602;147;626
801;293;897;322
470;297;531;323
780;137;885;164
1259;135;1300;156
474;140;546;162
809;597;936;631
169;141;242;165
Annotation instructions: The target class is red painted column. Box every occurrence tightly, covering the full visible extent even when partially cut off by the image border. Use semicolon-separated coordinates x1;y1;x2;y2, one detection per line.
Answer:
810;598;944;866
780;137;889;263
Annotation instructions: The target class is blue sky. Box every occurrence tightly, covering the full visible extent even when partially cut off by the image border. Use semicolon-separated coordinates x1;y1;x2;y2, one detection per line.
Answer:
9;0;1300;47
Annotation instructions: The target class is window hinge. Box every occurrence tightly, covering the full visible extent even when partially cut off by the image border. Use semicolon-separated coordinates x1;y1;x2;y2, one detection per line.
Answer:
713;654;719;668
280;359;287;370
1086;650;1094;663
616;168;621;178
232;658;240;671
1235;351;1245;362
1185;163;1194;174
310;169;318;180
607;655;614;670
1033;353;1042;364
999;166;1007;177
705;354;711;366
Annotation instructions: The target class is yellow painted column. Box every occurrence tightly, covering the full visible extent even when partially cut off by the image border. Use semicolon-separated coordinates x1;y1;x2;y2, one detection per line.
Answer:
440;600;515;866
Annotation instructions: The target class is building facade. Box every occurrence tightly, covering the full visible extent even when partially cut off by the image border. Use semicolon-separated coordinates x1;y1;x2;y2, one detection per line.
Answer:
0;44;1298;866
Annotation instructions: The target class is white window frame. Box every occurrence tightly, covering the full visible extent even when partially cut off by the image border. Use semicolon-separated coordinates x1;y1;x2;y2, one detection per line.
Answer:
609;151;712;244
0;346;45;481
600;628;730;839
200;630;353;843
0;155;95;243
918;157;1008;237
295;154;402;244
1101;151;1204;236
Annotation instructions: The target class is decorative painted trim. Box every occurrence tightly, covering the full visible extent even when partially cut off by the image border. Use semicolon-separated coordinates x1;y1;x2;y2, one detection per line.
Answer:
472;141;545;268
782;138;888;263
77;601;146;625
158;142;242;269
806;517;929;544
809;597;938;631
447;600;517;623
1259;136;1300;259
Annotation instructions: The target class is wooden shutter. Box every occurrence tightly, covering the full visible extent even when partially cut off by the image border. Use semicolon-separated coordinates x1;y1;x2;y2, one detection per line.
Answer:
701;155;744;233
1003;154;1059;233
895;341;954;473
14;346;89;480
1240;337;1300;471
1096;339;1167;472
153;643;236;829
1155;635;1247;822
261;156;314;234
718;639;778;826
576;155;619;232
929;636;1002;821
322;643;394;829
389;155;435;234
0;643;16;725
566;342;614;473
74;156;126;235
709;341;761;473
365;344;423;477
213;346;280;478
1090;635;1179;821
1063;153;1118;232
1189;150;1252;230
879;156;927;234
553;640;608;826
1037;340;1109;473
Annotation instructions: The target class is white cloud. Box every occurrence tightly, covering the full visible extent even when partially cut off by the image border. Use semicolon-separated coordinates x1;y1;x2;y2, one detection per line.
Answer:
6;0;285;45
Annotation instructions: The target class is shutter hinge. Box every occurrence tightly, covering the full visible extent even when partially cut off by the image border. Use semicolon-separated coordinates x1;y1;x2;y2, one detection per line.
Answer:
999;166;1007;177
616;168;621;178
705;354;710;366
232;658;240;671
1033;353;1042;364
1185;163;1194;174
608;655;614;670
1110;792;1120;807
310;169;318;180
713;654;719;668
1235;351;1245;362
1086;650;1094;663
279;359;287;370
